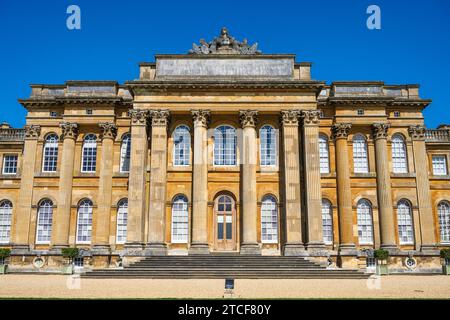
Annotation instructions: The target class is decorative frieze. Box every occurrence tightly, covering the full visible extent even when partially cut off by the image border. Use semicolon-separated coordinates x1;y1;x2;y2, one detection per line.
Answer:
191;110;211;128
372;123;390;140
60;122;79;140
99;122;118;140
408;125;427;140
150;109;170;126
128;109;149;125
300;110;321;126
280;110;301;126
331;123;352;140
24;125;41;139
239;110;258;128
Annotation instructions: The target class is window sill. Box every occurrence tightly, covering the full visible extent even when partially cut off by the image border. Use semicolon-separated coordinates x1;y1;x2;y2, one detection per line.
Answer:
430;175;450;180
391;173;416;178
351;173;376;178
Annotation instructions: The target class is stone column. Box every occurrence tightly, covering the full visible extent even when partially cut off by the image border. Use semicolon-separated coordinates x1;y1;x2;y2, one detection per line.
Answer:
125;110;149;252
52;122;78;250
408;125;436;251
331;123;356;254
12;125;40;251
372;123;397;250
146;109;170;255
239;110;260;255
93;122;117;254
281;110;305;255
189;110;211;255
300;110;324;252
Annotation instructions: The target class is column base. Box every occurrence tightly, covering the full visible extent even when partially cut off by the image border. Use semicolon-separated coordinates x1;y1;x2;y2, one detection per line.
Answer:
188;243;210;255
240;243;261;255
338;243;358;256
124;242;145;256
49;244;69;254
380;243;399;255
92;245;111;255
306;242;327;256
420;244;438;254
144;243;167;256
283;243;308;256
11;244;30;255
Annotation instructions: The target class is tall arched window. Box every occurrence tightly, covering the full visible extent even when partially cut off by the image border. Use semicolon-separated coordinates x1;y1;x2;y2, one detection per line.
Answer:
321;199;333;244
261;195;278;243
36;199;53;244
76;199;93;244
319;134;330;174
120;133;131;172
214;125;236;166
357;199;374;244
171;195;188;243
260;125;276;166
0;200;12;244
116;199;128;244
173;125;191;166
438;201;450;243
353;134;369;173
42;134;59;172
392;134;408;173
81;134;97;173
397;200;414;244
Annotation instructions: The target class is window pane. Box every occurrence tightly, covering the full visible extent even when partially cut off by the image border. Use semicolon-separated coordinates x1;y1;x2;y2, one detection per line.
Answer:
2;155;18;174
42;134;58;172
226;215;232;240
432;155;447;176
353;135;369;173
322;200;333;244
171;195;188;243
438;202;450;243
76;200;93;243
81;135;97;173
214;126;236;166
357;200;373;244
173;126;191;166
261;196;278;243
116;199;128;244
120;134;131;172
260;125;276;166
319;135;330;174
392;135;408;173
36;200;53;243
397;200;414;244
0;200;12;243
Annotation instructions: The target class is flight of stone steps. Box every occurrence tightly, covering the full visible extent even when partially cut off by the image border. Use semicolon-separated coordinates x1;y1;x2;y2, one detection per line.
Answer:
83;256;369;279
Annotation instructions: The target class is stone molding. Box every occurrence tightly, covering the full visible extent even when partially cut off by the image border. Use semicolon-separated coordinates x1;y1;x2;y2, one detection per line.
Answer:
24;125;41;140
331;123;352;140
372;123;390;140
128;109;149;125
59;122;79;140
408;125;427;141
280;110;301;126
99;122;118;140
150;109;170;126
191;110;211;128
239;110;258;128
300;110;321;126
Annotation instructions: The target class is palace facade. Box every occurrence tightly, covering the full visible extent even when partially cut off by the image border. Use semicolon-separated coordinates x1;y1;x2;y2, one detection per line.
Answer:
1;28;449;273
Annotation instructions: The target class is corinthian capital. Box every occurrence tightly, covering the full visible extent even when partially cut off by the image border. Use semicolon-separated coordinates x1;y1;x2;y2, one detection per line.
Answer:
408;124;426;140
372;123;390;140
60;122;79;140
24;125;41;139
128;109;149;125
150;109;170;126
239;110;258;128
99;122;118;140
280;110;301;126
331;123;352;140
300;110;321;126
191;110;211;128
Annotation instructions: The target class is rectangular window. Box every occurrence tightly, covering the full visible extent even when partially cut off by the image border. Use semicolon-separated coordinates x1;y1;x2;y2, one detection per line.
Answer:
81;146;97;172
432;155;448;176
319;137;329;174
74;257;84;267
2;155;18;175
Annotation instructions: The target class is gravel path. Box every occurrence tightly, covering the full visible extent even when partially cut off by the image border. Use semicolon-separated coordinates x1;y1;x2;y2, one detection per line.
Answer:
0;275;449;299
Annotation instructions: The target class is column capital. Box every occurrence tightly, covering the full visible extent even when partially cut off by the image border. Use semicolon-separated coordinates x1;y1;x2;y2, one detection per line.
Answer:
150;109;170;126
99;122;118;140
300;110;321;126
239;110;258;128
408;124;426;141
331;123;351;140
371;122;390;140
128;109;149;125
60;122;79;140
24;125;41;140
191;109;211;128
280;110;301;126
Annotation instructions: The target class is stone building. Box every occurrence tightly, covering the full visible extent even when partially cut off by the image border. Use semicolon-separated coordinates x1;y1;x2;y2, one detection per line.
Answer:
1;28;449;273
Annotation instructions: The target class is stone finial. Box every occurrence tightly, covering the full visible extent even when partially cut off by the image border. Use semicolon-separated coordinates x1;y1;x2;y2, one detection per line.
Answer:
331;123;352;140
300;110;321;126
99;122;118;140
372;123;391;140
239;110;258;128
60;122;79;140
128;109;149;125
408;124;426;140
24;125;41;139
280;110;301;126
191;110;211;128
150;109;170;126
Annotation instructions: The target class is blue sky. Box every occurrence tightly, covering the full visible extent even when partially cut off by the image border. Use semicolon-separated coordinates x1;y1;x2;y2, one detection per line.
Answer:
0;0;449;128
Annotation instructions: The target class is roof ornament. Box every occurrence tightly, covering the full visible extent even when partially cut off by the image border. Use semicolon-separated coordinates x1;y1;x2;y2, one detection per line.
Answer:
189;27;261;55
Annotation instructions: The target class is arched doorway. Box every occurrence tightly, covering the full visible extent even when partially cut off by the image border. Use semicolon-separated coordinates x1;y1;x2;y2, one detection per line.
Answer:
214;194;236;251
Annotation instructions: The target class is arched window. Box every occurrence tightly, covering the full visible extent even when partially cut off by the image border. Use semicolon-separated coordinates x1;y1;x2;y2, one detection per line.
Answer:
319;134;330;174
42;134;59;172
438;201;450;243
261;195;278;243
173;125;191;166
392;134;408;173
0;200;12;244
120;133;131;173
397;200;414;244
76;199;93;244
36;199;53;244
214;125;236;166
321;199;333;244
353;134;369;173
260;125;276;166
357;199;374;244
116;199;128;244
81;134;97;173
171;195;188;243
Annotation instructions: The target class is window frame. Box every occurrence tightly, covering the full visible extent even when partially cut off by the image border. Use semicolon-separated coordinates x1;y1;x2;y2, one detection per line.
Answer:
260;195;279;244
35;199;53;244
76;199;93;244
2;154;18;175
171;195;189;244
438;201;450;244
0;200;13;244
116;199;128;244
352;134;369;174
397;199;415;245
432;155;448;176
172;125;191;167
213;125;237;167
259;125;277;167
391;134;408;174
81;134;97;173
321;199;333;245
357;199;374;245
42;134;59;173
318;134;330;174
119;133;131;173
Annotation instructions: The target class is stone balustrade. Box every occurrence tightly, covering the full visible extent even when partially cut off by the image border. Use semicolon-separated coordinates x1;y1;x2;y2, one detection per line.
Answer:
0;128;25;142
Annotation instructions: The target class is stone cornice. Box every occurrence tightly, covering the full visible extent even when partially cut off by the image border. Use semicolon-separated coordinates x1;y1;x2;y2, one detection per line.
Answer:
323;97;431;109
24;125;41;140
239;110;258;128
280;110;301;126
60;122;79;140
331;123;352;140
150;109;170;126
408;125;427;141
99;122;118;140
372;123;390;140
18;97;132;108
191;110;211;128
300;110;321;126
